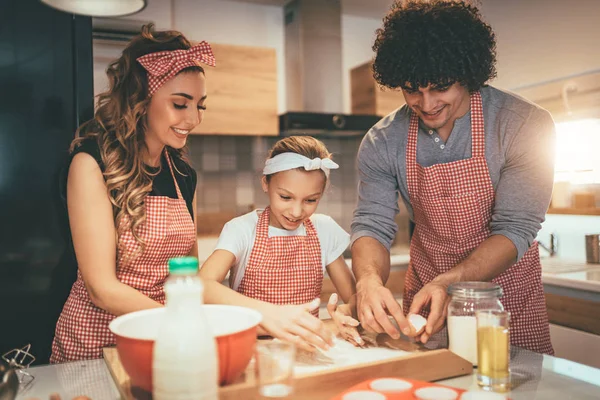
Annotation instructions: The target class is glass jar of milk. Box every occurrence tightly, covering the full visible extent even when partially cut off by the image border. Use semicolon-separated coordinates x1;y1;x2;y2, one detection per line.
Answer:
447;282;503;366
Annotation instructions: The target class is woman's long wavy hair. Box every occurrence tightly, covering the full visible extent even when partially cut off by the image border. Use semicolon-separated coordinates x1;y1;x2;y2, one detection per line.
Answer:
70;24;203;262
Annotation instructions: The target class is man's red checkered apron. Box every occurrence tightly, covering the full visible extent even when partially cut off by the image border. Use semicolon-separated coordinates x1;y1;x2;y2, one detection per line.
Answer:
237;207;323;317
50;151;196;363
404;91;553;355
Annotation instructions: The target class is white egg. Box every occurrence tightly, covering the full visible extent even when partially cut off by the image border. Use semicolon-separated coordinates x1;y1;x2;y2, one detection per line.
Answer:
409;313;427;333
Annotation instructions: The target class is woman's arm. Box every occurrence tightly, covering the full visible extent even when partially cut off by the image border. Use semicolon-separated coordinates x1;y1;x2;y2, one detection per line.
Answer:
67;153;162;315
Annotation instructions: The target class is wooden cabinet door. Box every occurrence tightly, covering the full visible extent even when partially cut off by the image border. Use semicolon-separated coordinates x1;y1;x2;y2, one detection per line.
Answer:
192;43;278;136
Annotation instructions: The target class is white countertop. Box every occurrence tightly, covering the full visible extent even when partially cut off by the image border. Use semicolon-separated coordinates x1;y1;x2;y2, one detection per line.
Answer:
15;347;600;400
540;258;600;294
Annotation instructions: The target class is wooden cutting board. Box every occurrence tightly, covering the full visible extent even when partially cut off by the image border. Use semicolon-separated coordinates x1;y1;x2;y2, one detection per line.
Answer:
103;322;472;400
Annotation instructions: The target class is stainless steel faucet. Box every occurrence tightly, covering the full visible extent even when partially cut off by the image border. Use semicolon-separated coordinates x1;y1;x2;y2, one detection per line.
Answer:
538;232;558;257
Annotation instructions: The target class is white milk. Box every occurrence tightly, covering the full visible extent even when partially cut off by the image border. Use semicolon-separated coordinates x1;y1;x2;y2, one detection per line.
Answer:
153;272;218;400
447;315;478;365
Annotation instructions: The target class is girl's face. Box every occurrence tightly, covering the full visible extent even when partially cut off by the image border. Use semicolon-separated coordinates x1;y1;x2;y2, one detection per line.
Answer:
145;70;207;154
262;168;326;230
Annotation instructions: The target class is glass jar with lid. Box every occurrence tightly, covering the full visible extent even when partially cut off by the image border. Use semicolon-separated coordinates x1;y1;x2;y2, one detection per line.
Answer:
447;282;504;365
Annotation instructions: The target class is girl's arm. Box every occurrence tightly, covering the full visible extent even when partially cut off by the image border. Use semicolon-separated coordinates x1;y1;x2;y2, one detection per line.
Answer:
188;192;198;258
200;249;333;352
326;256;356;304
67;153;162;316
199;249;269;309
326;256;363;346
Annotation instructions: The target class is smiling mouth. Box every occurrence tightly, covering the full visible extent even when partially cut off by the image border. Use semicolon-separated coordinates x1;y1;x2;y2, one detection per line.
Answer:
284;216;301;224
172;127;190;135
421;107;445;117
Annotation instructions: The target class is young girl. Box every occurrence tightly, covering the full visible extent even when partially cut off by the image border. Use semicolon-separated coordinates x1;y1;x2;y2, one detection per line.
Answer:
200;136;363;351
51;24;214;362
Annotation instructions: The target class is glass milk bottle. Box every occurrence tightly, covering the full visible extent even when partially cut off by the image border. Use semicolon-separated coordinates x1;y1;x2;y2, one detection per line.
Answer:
153;257;219;400
447;282;503;365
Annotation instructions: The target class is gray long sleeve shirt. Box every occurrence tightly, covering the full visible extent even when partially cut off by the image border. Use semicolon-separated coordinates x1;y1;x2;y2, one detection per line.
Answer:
351;85;556;261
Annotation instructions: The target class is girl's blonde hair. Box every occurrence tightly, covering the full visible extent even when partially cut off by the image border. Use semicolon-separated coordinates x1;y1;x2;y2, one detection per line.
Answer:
70;24;201;262
266;136;333;183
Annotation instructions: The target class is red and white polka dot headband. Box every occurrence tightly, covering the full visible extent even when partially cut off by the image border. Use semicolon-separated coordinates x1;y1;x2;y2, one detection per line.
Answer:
136;41;216;95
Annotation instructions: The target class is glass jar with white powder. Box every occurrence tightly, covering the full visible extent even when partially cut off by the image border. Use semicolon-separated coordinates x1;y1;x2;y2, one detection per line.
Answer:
447;282;503;366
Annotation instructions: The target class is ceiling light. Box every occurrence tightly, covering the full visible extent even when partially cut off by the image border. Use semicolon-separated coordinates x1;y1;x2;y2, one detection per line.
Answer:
41;0;146;17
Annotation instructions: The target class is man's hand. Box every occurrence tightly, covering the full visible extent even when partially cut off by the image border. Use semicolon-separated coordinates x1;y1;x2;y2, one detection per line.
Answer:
355;276;411;339
259;298;334;352
408;280;451;343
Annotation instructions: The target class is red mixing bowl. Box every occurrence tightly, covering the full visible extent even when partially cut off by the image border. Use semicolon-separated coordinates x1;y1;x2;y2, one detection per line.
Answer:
108;305;262;392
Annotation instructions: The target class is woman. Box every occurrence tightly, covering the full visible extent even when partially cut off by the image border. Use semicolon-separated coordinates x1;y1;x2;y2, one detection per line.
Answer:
51;24;215;362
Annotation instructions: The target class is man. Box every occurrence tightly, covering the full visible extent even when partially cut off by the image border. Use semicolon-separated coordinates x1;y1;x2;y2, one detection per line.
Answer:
351;0;555;354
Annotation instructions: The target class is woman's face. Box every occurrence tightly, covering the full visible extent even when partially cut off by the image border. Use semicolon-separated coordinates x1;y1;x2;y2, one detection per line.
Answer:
145;70;207;154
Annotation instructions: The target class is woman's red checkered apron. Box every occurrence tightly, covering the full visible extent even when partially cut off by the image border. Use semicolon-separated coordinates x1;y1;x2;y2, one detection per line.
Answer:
50;150;196;363
404;92;553;355
237;207;323;317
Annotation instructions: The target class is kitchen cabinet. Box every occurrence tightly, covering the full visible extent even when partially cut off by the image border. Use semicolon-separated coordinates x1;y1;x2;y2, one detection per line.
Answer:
350;61;405;116
550;324;600;369
515;71;600;216
191;42;278;136
514;71;600;123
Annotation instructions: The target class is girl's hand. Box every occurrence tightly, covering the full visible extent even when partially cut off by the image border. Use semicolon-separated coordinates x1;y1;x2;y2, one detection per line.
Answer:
259;298;334;352
326;293;364;347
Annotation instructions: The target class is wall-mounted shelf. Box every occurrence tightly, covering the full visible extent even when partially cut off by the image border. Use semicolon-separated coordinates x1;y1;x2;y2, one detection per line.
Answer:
547;207;600;216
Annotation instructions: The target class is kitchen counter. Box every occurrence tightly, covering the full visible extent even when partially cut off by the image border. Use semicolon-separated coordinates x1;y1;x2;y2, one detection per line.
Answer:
15;347;600;399
540;258;600;299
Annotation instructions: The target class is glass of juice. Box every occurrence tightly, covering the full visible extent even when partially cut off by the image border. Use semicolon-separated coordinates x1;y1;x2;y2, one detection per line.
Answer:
255;341;296;398
476;310;511;392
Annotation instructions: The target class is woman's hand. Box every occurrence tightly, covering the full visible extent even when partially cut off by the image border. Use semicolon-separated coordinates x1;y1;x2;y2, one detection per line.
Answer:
326;293;363;347
259;298;334;352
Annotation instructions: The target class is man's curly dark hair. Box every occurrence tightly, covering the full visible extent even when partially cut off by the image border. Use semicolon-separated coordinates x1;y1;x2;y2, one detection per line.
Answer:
372;0;497;93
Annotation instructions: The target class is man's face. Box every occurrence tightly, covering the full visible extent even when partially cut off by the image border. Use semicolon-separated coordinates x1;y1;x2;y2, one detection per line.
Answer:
402;82;470;133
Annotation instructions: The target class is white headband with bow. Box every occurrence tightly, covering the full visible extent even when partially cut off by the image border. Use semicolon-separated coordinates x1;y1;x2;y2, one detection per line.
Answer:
263;152;339;177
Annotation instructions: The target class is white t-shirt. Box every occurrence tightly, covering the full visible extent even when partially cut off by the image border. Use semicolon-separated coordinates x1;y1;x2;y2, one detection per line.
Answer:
215;209;350;291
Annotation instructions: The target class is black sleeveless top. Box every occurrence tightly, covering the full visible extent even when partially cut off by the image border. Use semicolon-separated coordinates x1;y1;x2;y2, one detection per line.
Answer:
48;139;197;333
66;139;197;216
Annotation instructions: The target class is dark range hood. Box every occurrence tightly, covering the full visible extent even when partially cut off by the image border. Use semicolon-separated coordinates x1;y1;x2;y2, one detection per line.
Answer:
280;112;381;137
279;0;381;136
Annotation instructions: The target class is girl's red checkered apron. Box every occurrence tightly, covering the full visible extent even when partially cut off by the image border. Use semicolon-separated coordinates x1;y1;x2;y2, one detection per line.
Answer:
403;91;554;355
50;150;196;362
237;207;323;316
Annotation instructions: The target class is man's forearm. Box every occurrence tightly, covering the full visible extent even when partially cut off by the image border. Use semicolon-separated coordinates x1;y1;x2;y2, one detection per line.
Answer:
434;234;518;286
351;236;391;286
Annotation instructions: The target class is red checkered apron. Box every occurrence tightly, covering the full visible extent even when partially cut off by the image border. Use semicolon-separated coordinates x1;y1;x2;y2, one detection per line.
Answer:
50;150;197;363
237;207;323;317
404;92;554;355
